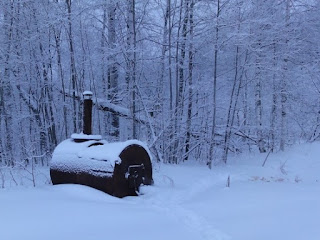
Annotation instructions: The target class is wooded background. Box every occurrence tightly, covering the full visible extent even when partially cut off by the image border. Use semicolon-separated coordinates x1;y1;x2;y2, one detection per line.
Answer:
0;0;319;167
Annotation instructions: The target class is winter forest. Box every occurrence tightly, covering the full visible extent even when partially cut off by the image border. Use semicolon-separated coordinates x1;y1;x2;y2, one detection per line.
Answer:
0;0;319;168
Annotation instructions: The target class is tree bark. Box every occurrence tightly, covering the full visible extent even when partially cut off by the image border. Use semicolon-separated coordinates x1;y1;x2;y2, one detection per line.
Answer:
184;0;194;161
208;0;220;168
66;0;79;133
108;0;120;139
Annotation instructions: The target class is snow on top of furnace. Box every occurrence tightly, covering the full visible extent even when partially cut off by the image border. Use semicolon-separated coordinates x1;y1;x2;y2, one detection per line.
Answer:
50;137;150;177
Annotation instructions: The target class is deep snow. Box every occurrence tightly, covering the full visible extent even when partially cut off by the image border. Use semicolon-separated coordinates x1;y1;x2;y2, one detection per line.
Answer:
0;142;319;240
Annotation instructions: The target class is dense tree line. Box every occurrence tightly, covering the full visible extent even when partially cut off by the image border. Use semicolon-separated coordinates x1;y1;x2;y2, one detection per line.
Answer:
0;0;319;167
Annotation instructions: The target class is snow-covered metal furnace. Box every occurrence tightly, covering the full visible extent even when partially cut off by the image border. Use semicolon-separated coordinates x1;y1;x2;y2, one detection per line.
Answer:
50;91;153;198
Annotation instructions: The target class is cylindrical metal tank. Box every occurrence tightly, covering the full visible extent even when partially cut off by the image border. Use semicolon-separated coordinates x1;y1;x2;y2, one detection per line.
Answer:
50;137;153;198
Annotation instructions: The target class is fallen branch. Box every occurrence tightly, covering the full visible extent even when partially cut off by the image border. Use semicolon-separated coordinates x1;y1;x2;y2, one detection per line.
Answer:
61;89;147;125
234;131;257;143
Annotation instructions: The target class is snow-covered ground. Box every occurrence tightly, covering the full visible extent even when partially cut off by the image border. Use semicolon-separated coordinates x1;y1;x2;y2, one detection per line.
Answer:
0;142;319;240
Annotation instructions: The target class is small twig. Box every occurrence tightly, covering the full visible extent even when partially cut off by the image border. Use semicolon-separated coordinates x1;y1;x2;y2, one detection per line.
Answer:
226;175;230;188
0;168;5;188
9;169;18;186
280;160;288;175
262;149;272;167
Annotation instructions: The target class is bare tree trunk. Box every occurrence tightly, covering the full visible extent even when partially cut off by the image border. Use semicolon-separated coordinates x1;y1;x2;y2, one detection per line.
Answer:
242;67;249;149
167;0;174;163
168;0;173;113
208;0;220;168
105;1;120;139
169;0;184;164
310;97;320;141
280;0;290;151
270;43;278;152
254;35;266;153
126;0;137;139
3;1;15;166
100;7;108;137
255;63;266;153
184;0;194;161
177;0;189;111
280;75;287;151
66;0;78;133
222;46;239;163
53;27;68;139
172;0;190;163
160;0;172;113
0;78;3;164
157;0;170;160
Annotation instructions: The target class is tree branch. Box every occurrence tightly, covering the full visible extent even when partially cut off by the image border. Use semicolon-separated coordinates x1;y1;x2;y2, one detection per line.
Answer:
62;89;147;125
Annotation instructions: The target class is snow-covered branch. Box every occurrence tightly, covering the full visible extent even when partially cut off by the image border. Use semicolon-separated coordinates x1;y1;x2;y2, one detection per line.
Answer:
61;89;147;125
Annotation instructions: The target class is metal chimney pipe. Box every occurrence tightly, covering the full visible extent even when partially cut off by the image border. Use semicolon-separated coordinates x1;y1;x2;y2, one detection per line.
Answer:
83;91;93;135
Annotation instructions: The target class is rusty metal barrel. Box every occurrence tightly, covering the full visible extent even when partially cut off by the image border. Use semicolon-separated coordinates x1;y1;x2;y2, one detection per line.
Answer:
50;91;153;198
50;137;153;198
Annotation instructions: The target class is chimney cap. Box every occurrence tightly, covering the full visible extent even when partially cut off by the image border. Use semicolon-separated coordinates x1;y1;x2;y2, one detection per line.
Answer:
83;90;93;100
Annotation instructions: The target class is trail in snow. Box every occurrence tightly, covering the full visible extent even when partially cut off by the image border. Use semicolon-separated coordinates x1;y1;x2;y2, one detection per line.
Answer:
136;166;232;240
